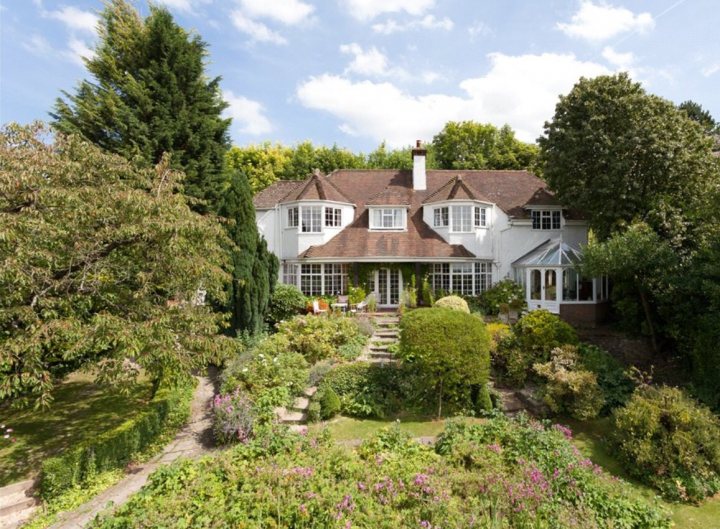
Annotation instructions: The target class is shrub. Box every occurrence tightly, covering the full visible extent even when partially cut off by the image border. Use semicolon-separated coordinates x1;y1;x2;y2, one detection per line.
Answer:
40;380;194;500
577;343;634;414
354;314;374;337
612;385;720;502
479;279;525;315
434;295;470;313
277;314;366;363
306;401;322;423
266;284;307;325
485;322;511;353
513;310;578;357
421;276;434;306
348;285;366;305
211;390;255;445
319;387;341;420
220;333;309;397
308;359;335;387
533;346;605;420
399;307;490;417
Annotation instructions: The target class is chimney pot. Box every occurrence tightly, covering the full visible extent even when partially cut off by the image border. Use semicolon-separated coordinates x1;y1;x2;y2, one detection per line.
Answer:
416;139;422;148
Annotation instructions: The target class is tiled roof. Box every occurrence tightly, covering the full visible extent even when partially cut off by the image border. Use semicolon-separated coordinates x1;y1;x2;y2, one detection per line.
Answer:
283;172;353;203
253;180;303;209
422;175;491;204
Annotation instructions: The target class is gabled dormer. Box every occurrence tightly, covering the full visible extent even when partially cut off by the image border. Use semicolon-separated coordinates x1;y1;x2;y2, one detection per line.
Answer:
422;175;495;233
365;185;411;232
280;171;355;234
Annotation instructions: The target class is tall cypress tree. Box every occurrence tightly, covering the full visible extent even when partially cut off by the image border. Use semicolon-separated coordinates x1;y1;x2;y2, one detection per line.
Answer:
51;0;275;332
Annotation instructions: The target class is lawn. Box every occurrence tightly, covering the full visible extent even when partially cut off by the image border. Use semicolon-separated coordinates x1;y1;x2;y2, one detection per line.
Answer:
0;372;154;486
565;418;720;529
308;414;484;441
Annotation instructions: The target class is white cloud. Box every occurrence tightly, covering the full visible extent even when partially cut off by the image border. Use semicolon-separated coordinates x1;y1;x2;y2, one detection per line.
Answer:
601;46;634;69
64;37;95;66
340;43;390;76
468;21;493;40
46;6;98;33
372;14;452;34
701;63;720;77
22;34;52;56
557;1;654;42
231;11;287;44
153;0;195;13
223;91;273;135
237;0;314;25
297;53;610;146
343;0;435;21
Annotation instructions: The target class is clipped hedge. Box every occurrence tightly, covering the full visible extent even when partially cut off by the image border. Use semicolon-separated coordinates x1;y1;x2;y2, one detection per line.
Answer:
40;380;195;500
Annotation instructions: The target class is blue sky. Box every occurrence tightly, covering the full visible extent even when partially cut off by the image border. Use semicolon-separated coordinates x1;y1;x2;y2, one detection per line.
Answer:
1;0;718;152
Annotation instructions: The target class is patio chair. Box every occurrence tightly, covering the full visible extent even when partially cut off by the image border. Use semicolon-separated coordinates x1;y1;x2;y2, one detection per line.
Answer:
312;299;327;315
352;297;368;313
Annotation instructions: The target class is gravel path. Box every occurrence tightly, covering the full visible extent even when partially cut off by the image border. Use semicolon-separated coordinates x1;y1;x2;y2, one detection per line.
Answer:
48;373;216;529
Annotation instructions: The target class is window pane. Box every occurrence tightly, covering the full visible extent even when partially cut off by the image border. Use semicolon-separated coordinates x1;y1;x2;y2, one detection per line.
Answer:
530;270;541;300
532;210;540;229
452;206;472;232
563;268;578;301
545;270;557;301
552;210;561;229
579;276;593;301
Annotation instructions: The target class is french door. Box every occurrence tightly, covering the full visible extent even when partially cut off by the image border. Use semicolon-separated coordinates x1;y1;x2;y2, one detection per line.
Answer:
375;268;401;307
527;268;559;313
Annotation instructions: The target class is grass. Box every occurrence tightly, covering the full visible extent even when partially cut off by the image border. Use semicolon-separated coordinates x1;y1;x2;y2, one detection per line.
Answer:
0;372;154;486
565;417;720;529
308;414;484;441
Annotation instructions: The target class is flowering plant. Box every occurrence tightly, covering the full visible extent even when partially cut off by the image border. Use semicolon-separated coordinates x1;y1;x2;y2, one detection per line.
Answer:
211;390;255;445
1;423;15;443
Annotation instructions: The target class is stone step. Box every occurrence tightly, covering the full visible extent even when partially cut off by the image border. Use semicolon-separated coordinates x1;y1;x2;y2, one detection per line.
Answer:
371;336;397;343
279;410;307;424
303;386;317;397
376;320;399;325
370;344;390;351
375;331;399;338
291;397;310;411
0;479;35;498
370;352;394;360
367;357;398;364
0;495;37;518
0;504;38;529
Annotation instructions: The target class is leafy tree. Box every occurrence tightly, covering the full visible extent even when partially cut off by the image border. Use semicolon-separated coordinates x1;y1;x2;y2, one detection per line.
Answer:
226;143;291;194
399;307;491;417
432;121;538;170
282;141;365;179
0;124;236;407
51;0;230;209
539;73;717;240
678;100;719;134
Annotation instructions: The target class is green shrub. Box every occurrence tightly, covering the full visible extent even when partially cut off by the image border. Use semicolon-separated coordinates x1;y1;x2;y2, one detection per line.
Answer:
348;285;366;305
479;279;525;315
319;387;341;420
612;385;720;502
421;276;434;306
40;380;194;500
308;359;335;387
220;333;309;397
434;295;470;313
577;343;634;414
689;311;720;409
399;307;490;417
266;284;307;325
533;345;605;420
306;401;322;423
276;314;366;363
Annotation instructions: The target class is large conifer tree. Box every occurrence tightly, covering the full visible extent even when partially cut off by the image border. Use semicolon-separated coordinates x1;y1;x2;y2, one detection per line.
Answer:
52;0;276;333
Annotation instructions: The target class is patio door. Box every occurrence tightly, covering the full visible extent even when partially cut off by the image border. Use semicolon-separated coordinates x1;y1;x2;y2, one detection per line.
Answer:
527;268;559;313
375;268;401;307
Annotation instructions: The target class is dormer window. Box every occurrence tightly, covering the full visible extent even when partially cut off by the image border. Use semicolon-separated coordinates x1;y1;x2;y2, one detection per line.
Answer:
370;208;405;230
451;205;472;233
301;206;322;233
433;207;449;227
325;207;342;227
532;210;561;230
474;206;487;228
287;207;299;228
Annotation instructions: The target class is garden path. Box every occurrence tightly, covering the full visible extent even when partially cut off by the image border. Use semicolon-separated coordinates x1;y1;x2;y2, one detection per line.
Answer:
47;373;216;529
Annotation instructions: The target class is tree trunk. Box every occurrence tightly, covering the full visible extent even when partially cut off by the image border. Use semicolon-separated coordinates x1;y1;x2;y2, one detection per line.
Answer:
638;287;659;353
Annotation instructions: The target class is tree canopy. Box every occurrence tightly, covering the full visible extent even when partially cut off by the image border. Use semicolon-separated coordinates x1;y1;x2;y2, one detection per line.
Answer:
0;124;236;407
538;73;716;240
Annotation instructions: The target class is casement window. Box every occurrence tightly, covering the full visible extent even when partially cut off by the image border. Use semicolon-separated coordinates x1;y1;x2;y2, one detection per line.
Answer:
282;263;297;286
324;264;348;295
287;207;299;228
451;263;474;296
370;208;405;230
474;262;492;293
325;207;342;227
451;205;472;233
429;262;493;296
531;210;561;230
296;263;348;296
474;206;487;228
433;207;449;227
301;206;322;233
300;264;322;296
430;263;450;293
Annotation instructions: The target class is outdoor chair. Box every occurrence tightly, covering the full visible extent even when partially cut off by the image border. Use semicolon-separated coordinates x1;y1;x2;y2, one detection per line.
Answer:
312;299;328;315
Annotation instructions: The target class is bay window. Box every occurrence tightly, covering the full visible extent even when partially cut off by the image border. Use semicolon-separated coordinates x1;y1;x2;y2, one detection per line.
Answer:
301;206;322;233
287;207;298;228
370;208;405;230
325;207;341;227
433;206;449;227
474;206;487;228
451;205;472;232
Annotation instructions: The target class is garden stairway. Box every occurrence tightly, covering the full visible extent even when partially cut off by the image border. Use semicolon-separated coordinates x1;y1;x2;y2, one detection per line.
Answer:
275;386;316;433
0;479;38;529
364;313;400;364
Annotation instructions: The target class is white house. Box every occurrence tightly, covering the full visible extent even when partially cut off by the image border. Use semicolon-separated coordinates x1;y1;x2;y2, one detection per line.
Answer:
254;141;608;324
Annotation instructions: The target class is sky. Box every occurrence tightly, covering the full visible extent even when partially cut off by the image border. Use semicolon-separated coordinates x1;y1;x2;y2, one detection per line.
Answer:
0;0;718;152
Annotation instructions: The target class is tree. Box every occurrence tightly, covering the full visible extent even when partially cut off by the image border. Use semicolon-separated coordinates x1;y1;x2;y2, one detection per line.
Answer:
51;0;230;209
398;307;491;417
432;121;538;170
539;74;717;240
282;141;365;179
0;124;236;407
678;100;719;134
226;143;291;194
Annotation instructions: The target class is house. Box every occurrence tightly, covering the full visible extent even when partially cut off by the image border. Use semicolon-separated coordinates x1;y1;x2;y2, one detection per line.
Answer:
254;141;608;324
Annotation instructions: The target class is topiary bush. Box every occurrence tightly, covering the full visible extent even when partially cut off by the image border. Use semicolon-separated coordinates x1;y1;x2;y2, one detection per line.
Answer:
318;387;341;420
266;284;307;326
399;307;491;417
479;279;525;315
434;295;470;313
533;345;604;420
611;385;720;502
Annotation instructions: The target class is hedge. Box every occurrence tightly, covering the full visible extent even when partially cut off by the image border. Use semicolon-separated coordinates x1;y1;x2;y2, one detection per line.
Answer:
40;380;195;500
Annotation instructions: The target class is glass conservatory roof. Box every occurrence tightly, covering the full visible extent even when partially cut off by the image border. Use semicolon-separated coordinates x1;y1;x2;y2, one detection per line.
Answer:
512;239;583;267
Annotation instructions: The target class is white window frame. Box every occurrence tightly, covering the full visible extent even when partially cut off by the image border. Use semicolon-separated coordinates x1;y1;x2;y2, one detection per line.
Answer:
294;263;349;296
474;206;487;228
451;205;473;233
430;261;493;296
325;207;342;228
531;209;562;230
370;207;406;230
287;206;298;228
433;206;449;228
301;205;322;233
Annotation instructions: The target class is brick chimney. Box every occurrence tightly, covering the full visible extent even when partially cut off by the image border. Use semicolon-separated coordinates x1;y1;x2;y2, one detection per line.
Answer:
412;139;427;190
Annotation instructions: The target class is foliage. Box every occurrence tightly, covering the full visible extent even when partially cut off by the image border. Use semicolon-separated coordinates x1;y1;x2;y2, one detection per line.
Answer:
51;0;229;210
611;386;720;502
308;359;335;387
479;279;525;315
211;390;255;445
399;308;491;417
434;295;470;313
266;284;307;326
1;423;15;443
366;293;378;312
534;346;605;420
226;143;291;194
539;73;717;241
577;344;634;413
318;387;341;420
421;276;434;306
485;322;511;353
432;121;538;170
90;416;669;529
678;100;719;135
276;314;367;364
0;124;235;406
347;285;366;305
40;380;195;499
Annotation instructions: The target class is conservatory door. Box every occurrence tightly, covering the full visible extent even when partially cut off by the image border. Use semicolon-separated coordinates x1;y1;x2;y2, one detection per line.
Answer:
375;268;402;308
526;268;559;313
